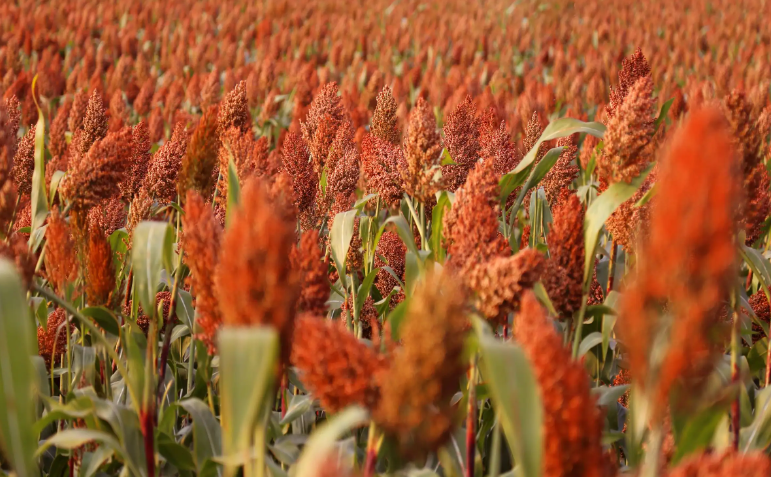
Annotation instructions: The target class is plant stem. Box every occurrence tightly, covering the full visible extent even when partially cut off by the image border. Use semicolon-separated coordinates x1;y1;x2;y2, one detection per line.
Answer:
489;417;501;477
465;354;478;477
186;339;196;394
571;298;588;359
607;240;618;292
363;421;379;477
640;424;663;477
731;310;740;450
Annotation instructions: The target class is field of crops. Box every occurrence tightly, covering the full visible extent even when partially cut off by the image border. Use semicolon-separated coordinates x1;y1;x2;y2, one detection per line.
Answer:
1;0;771;476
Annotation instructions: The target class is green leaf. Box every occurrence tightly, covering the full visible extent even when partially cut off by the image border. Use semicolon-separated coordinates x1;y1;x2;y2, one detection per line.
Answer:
578;331;603;358
499;168;530;205
355;268;379;318
279;394;314;426
634;183;656;207
440;148;456;165
384;215;419;256
294;406;369;477
431;192;451;261
654;98;674;132
175;398;223;472
48;170;65;207
131;221;174;321
226;157;240;228
513;118;605;174
593;385;630;408
158;431;196;471
329;210;358;278
741;386;771;451
29;76;48;249
35;429;140;475
80;447;115;477
583;167;652;284
81;306;121;336
175;289;195;330
0;259;39;477
601;292;621;359
478;336;542;477
673;407;726;463
218;327;278;476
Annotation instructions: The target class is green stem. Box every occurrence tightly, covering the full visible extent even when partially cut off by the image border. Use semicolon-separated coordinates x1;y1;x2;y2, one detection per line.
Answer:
404;195;426;247
640;424;663;477
731;310;740;450
571;297;588;359
34;284;139;410
489;416;501;477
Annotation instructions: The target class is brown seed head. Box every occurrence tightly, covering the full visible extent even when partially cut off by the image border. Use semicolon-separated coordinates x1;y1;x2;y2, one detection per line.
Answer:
442;95;481;191
606;47;651;120
619;108;740;419
45;208;78;294
38;308;75;368
0;233;35;288
402;97;443;203
179;106;221;199
598;76;655;184
514;292;607;477
291;230;329;316
468;248;545;325
371;86;399;146
542;136;578;205
218;81;250;135
145;123;188;203
667;450;771;477
50;101;72;159
215;178;299;365
61;127;133;211
374;270;467;459
80;90;108;155
119;121;152;202
361;133;405;208
479;110;521;176
11;124;35;196
374;231;406;306
301;82;347;152
86;222;115;307
182;190;223;355
547;193;585;316
291;313;388;413
282;132;317;229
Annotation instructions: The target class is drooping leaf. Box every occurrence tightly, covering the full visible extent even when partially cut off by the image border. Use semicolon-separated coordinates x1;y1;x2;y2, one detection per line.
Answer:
478;336;542;477
218;327;278;477
384;215;419;256
654;98;674;132
578;331;603;358
48;170;65;207
293;406;369;477
431;192;451;261
329;210;358;280
226;157;240;228
80;306;121;336
583;167;652;284
131;221;174;321
0;259;39;477
29;75;48;249
513;118;605;174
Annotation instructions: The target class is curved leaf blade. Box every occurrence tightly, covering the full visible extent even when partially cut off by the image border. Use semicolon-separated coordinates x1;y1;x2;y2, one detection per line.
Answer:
131;221;174;320
513;118;605;173
294;406;369;477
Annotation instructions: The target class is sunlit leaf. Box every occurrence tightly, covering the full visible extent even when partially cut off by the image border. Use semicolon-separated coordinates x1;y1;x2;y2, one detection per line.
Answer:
29;75;48;249
131;221;174;321
294;406;369;477
513;118;605;174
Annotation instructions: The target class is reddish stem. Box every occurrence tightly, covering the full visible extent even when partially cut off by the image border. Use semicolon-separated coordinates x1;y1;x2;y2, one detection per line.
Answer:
746;270;754;291
363;443;378;477
466;372;476;477
280;373;287;419
607;241;618;293
502;324;508;339
732;357;740;450
140;407;156;477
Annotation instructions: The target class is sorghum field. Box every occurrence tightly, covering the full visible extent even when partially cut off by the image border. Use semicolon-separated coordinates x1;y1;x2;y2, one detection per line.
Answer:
1;0;771;476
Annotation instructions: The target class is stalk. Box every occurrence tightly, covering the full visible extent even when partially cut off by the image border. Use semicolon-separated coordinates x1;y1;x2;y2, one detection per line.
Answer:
606;240;618;292
640;424;663;477
489;417;501;477
571;298;589;359
465;354;478;477
731;310;740;450
363;421;379;477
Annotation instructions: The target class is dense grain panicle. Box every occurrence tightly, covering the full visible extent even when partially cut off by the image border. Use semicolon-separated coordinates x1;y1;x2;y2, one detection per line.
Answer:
11;124;34;195
371;86;399;145
126;185;153;247
374;231;407;306
542;136;578;205
291;230;329;316
61;127;133;211
361;133;406;208
182;190;223;355
45;208;78;294
579;134;600;171
282;132;317;230
374;271;468;459
49;101;71;159
80;90;108;155
597;76;655;184
126;291;175;335
145;122;188;203
619;108;740;418
666;450;771;477
605;166;657;251
301;82;347;152
723;89;763;174
547;193;585;316
480;110;521;176
515;292;607;477
68;91;88;134
120;121;152;202
87;197;126;237
218;80;250;135
38;308;75;368
606;47;651;119
442;95;481;191
215;177;299;365
86;223;116;307
468;248;546;325
749;292;770;344
328;144;360;198
291;313;388;413
0;233;35;287
402;97;443;203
